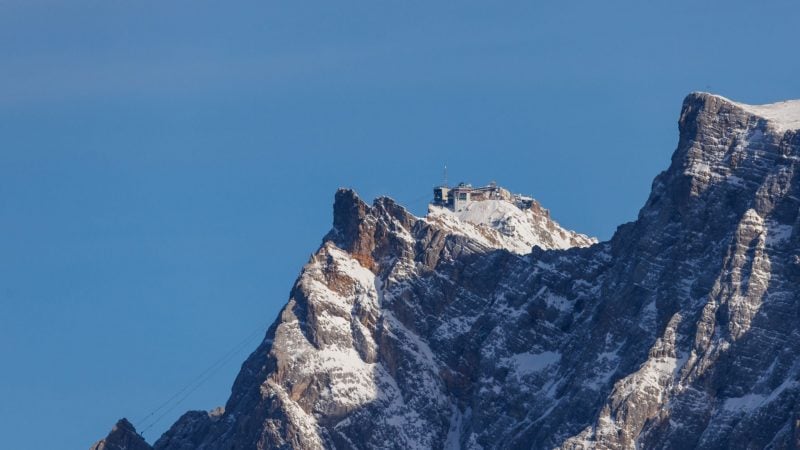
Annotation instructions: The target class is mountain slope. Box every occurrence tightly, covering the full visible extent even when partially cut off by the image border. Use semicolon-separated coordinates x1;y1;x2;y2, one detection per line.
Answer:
94;93;800;449
428;198;596;254
91;419;152;450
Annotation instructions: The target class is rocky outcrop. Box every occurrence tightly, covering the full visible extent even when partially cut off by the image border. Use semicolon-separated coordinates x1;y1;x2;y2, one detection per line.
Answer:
91;419;151;450
94;93;800;449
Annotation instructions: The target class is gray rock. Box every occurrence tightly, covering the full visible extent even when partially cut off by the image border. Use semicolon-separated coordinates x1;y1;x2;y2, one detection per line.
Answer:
90;418;151;450
94;92;800;449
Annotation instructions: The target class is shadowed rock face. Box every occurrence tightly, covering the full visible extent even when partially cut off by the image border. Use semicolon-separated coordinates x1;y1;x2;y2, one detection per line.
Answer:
94;93;800;449
90;419;151;450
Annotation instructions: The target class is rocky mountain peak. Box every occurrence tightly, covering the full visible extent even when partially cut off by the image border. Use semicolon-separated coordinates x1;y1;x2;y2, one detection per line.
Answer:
635;93;800;229
93;93;800;449
90;418;151;450
688;92;800;132
329;189;368;242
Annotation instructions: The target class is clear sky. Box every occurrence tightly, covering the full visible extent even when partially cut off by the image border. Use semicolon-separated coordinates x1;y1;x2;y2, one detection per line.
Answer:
1;1;798;448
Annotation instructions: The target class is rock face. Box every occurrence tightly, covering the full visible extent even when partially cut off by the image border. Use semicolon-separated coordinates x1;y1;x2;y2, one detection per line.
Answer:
95;93;800;449
91;419;152;450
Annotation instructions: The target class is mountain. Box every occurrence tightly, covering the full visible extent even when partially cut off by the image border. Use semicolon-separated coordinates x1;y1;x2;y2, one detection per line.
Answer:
91;419;152;450
93;93;800;449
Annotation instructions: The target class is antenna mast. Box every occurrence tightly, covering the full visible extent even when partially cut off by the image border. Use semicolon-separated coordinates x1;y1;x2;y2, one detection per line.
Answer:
443;165;448;187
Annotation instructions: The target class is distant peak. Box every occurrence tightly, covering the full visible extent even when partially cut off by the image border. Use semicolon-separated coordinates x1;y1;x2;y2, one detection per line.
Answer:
90;418;151;450
327;188;369;250
685;92;800;131
114;418;136;430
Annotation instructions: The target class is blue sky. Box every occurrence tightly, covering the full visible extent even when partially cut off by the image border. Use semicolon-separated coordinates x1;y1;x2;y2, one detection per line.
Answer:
1;1;798;448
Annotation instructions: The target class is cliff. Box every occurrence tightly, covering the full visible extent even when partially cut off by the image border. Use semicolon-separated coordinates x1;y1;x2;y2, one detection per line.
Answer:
94;93;800;449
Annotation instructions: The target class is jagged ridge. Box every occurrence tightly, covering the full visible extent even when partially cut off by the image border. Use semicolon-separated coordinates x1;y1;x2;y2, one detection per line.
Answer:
93;93;800;449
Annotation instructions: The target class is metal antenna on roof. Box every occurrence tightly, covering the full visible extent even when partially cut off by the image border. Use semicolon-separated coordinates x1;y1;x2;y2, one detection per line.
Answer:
443;165;448;187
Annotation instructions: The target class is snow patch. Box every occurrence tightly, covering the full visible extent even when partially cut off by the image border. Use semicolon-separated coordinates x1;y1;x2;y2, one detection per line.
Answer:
722;393;766;412
708;94;800;132
722;378;798;413
426;200;595;255
766;222;793;245
506;351;561;376
544;293;572;312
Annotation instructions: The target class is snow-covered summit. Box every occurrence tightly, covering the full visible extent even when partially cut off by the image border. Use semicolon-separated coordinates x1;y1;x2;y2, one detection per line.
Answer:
426;181;596;254
699;92;800;132
427;197;596;254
